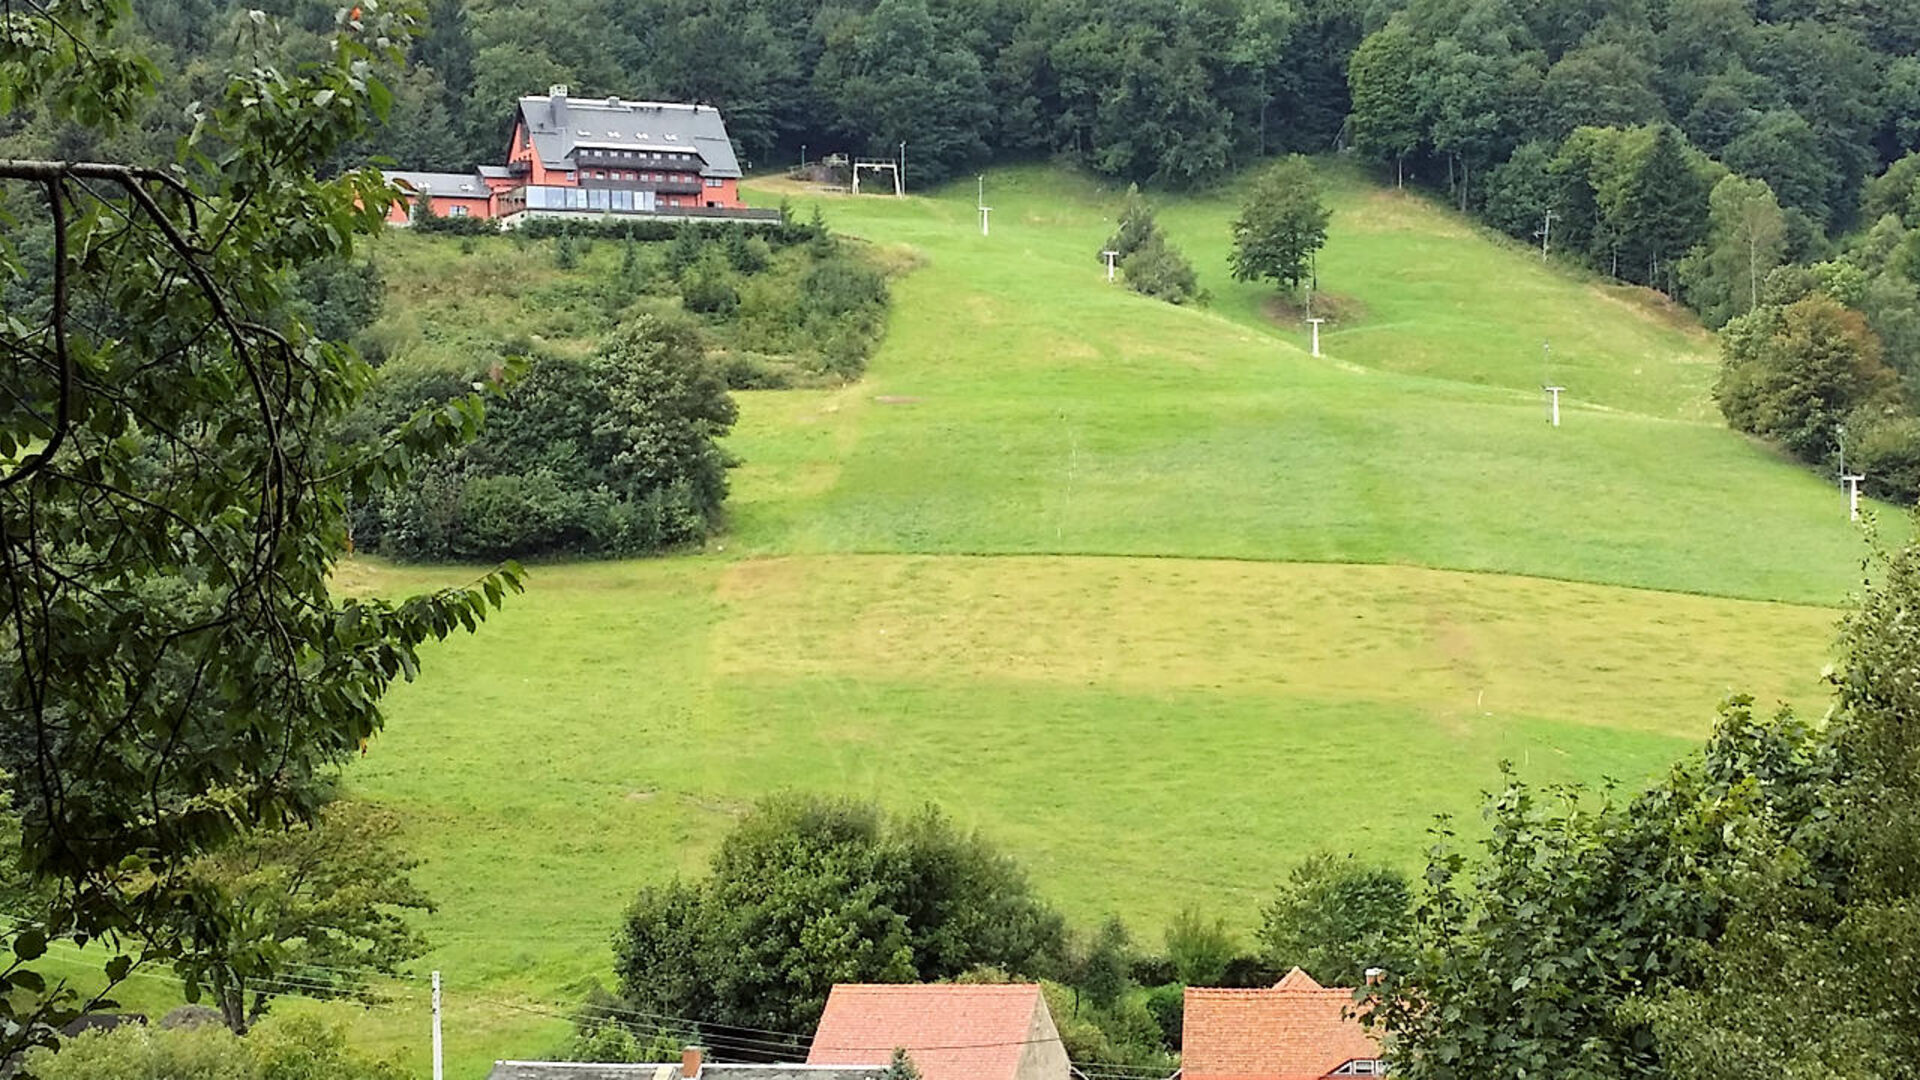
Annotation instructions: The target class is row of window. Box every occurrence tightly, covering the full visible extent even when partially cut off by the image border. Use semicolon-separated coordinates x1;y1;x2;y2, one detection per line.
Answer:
581;149;695;164
582;170;692;183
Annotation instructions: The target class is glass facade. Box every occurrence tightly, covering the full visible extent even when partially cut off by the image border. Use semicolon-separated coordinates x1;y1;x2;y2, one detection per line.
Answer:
521;185;657;213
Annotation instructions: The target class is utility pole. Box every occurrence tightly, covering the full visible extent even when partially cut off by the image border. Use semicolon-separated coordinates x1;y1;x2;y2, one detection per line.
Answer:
899;141;906;194
1845;473;1866;521
1102;250;1118;282
1536;210;1557;260
432;971;443;1080
1307;317;1326;357
1545;385;1565;427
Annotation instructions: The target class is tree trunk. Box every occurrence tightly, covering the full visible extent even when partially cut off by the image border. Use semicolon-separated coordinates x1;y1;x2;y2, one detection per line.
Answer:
1458;158;1469;212
1396;155;1404;189
217;977;250;1035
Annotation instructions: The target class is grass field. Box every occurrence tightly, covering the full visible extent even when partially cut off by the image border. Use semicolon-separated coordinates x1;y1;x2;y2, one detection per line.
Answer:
255;161;1897;1076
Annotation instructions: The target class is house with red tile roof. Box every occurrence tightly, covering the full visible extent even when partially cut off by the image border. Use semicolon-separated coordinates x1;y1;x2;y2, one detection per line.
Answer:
806;983;1071;1080
1182;968;1387;1080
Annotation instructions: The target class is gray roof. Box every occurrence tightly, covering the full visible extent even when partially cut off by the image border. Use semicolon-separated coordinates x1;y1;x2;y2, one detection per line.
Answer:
486;1064;883;1080
385;170;491;197
478;165;516;179
516;93;743;179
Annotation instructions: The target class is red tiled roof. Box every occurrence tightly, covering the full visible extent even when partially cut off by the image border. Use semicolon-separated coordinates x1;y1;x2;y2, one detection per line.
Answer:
806;984;1048;1080
1182;968;1382;1080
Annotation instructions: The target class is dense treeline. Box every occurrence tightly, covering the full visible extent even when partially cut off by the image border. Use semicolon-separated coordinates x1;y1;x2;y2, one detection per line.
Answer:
0;0;1350;189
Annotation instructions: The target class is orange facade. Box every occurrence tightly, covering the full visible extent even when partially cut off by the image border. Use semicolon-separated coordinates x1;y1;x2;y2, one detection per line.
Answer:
384;192;493;224
388;98;751;224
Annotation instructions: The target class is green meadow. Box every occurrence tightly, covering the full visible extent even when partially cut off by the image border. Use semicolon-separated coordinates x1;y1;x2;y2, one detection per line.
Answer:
305;162;1890;1075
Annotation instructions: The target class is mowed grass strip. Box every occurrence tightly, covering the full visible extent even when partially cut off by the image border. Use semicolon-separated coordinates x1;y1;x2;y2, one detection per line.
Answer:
710;555;1831;738
734;170;1890;605
346;555;1831;1016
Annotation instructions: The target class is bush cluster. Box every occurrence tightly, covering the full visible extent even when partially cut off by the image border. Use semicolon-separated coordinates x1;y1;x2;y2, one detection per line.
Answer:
1716;285;1920;502
350;313;737;561
1102;185;1202;305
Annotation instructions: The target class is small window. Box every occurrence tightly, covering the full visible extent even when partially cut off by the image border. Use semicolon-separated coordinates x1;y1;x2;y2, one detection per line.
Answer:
449;204;468;217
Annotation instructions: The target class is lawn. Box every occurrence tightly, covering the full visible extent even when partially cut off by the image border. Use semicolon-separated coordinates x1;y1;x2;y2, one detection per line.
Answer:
270;161;1901;1075
340;553;1835;1077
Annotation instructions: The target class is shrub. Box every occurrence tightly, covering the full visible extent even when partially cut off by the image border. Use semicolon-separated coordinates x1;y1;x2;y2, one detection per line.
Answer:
680;254;741;316
1121;234;1201;304
414;211;495;236
725;230;772;274
1104;184;1159;262
1844;407;1920;503
714;350;814;389
665;222;707;280
1164;905;1237;986
1716;293;1899;461
357;313;737;560
24;1014;405;1080
554;232;579;270
1143;983;1184;1049
802;258;889;317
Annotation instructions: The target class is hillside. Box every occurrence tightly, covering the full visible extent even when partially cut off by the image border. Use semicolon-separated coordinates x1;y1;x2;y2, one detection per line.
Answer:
332;161;1878;1076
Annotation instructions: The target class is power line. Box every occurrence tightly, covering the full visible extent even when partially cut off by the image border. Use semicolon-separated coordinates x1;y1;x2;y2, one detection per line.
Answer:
7;920;1183;1077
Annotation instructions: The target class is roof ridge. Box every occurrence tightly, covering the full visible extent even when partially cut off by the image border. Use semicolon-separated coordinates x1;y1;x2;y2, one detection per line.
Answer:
829;982;1038;990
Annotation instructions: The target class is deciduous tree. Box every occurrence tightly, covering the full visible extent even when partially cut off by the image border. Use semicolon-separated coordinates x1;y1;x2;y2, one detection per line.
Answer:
1229;156;1331;294
1257;854;1409;986
1716;293;1898;459
171;802;433;1034
1347;21;1423;187
0;0;517;1057
1682;174;1786;326
614;796;1065;1039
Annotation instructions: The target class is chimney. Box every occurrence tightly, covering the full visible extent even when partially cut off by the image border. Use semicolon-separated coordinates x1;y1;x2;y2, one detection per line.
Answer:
548;84;568;127
1364;968;1385;986
680;1046;704;1079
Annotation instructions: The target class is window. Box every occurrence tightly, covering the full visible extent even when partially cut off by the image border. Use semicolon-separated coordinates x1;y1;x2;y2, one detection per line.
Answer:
564;171;575;182
448;204;468;217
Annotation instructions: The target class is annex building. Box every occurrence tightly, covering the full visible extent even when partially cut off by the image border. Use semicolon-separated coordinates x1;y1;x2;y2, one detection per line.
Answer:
384;86;776;226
